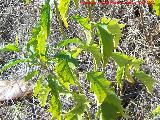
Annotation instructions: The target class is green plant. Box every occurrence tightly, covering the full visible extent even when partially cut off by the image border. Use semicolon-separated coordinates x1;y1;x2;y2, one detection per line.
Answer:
153;0;160;16
0;0;156;119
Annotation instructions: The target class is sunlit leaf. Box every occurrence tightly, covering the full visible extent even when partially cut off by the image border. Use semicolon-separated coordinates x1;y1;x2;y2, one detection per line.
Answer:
65;113;78;120
48;74;61;118
100;17;125;48
81;44;102;66
73;0;80;9
23;0;31;4
55;60;76;90
107;21;125;48
84;29;92;45
66;94;87;116
97;24;114;67
131;58;144;70
54;52;79;67
134;71;156;93
34;76;43;97
40;0;50;37
153;0;160;16
87;72;111;104
25;70;39;81
37;0;50;62
58;0;70;28
116;67;124;86
0;44;20;52
112;52;133;67
125;65;134;83
152;105;160;115
57;38;84;48
0;59;27;73
72;15;91;30
27;24;41;53
38;84;51;107
112;52;143;69
71;48;82;58
101;90;124;120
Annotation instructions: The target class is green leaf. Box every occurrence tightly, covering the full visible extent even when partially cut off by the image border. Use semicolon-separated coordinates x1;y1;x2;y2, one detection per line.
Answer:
71;48;82;58
81;44;102;66
84;29;92;45
65;114;78;120
72;15;91;30
73;0;80;9
112;52;133;67
54;52;79;67
97;24;114;67
87;72;111;104
131;58;144;70
57;38;84;48
27;24;41;53
153;0;160;16
116;67;124;86
107;20;125;48
125;65;134;83
112;52;143;69
37;0;50;62
23;0;31;4
152;105;160;115
101;90;124;120
25;70;39;81
134;71;156;93
100;17;125;49
58;0;70;28
40;0;50;37
55;60;76;90
38;84;51;107
48;75;61;118
0;59;27;73
67;94;87;115
0;44;20;52
34;76;43;97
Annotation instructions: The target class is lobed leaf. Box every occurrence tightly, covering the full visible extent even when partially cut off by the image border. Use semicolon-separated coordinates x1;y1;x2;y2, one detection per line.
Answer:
87;72;111;104
97;24;114;67
38;85;51;107
48;75;61;118
81;44;102;66
55;60;76;90
58;0;70;28
66;94;87;117
73;0;80;10
37;0;50;62
101;90;124;120
72;15;91;30
34;76;43;97
134;71;156;93
153;0;160;16
100;17;125;48
116;67;125;86
112;52;143;69
125;65;134;83
152;105;160;115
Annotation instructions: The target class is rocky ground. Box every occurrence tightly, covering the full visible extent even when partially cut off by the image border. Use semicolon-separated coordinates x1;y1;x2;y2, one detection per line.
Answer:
0;0;160;119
